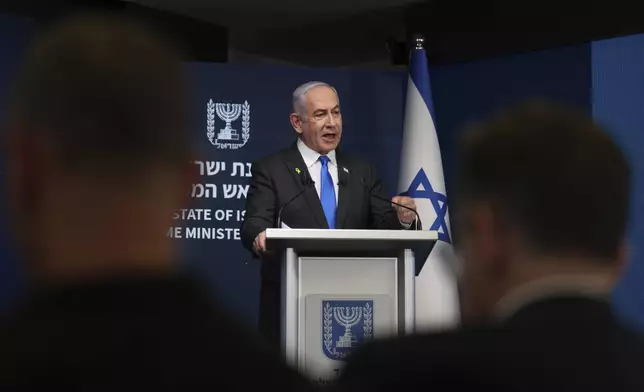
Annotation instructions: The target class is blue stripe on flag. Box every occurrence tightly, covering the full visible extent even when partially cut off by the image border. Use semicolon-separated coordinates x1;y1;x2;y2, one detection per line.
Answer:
409;48;435;119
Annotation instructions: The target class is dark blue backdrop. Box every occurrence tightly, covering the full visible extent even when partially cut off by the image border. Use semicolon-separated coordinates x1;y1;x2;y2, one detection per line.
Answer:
0;12;641;332
178;63;406;326
592;34;644;330
0;14;36;314
179;46;594;327
430;44;592;190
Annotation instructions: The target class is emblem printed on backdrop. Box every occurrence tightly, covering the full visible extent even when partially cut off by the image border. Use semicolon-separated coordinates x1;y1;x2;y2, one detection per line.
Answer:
206;99;251;150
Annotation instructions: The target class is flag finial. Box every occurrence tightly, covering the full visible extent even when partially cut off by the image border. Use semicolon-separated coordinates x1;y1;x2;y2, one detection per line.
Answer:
411;34;425;50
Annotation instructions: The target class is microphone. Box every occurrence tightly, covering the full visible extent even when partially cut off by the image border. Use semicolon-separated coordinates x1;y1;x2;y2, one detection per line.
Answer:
276;173;314;228
360;177;422;231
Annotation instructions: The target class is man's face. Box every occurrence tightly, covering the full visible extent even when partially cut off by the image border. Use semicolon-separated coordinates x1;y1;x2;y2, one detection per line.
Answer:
290;86;342;154
456;202;511;323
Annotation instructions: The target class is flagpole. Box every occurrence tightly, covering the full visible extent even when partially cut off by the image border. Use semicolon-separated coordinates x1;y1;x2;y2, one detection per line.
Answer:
411;34;424;50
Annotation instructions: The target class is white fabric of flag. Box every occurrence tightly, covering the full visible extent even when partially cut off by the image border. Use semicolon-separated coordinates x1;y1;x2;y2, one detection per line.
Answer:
399;39;461;331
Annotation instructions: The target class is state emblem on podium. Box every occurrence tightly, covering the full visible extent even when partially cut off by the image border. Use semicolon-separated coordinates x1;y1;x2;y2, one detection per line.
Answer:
322;300;373;360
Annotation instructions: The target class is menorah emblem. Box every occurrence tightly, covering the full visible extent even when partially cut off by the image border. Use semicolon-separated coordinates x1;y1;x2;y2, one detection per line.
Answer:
322;300;374;360
215;103;242;141
205;99;251;150
333;307;362;348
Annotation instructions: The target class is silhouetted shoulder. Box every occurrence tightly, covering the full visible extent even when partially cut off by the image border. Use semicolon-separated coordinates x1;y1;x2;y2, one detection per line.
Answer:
339;305;644;392
0;276;316;390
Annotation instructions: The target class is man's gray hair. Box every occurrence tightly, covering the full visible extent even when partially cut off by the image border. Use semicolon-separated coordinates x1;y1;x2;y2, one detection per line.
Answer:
292;81;338;117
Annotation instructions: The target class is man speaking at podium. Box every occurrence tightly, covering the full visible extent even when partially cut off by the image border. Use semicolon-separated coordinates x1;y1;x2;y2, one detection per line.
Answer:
241;81;419;348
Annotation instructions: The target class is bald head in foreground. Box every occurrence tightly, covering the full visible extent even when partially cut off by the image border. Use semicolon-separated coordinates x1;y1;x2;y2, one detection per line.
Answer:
0;13;314;390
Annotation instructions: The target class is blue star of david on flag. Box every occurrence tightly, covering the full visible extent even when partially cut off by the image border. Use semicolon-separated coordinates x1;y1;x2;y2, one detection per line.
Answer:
400;168;451;244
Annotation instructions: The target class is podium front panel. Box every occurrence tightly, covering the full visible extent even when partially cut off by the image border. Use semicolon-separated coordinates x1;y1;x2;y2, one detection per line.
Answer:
290;255;402;382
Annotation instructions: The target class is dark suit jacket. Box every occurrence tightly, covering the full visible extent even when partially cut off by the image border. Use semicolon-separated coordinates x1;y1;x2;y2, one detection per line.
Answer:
241;141;410;282
337;296;644;391
0;274;316;391
241;141;416;348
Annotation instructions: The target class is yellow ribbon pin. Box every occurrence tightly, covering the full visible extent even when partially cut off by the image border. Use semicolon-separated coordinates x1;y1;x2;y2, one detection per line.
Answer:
295;168;301;174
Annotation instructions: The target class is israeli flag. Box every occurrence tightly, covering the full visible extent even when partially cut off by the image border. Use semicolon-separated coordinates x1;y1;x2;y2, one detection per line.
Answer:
399;36;460;331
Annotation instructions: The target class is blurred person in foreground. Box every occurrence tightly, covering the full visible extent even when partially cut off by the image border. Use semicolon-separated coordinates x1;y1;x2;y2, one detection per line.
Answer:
0;13;314;390
336;101;644;391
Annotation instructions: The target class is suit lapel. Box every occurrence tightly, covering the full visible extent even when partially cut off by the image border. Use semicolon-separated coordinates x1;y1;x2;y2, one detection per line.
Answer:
335;151;350;229
283;142;329;229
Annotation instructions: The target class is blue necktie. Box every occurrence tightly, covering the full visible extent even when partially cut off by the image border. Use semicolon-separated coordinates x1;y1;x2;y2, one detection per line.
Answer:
318;155;337;229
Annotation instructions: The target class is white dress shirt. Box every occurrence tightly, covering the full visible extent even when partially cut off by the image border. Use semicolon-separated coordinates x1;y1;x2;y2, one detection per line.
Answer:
296;138;411;228
493;274;613;321
297;138;339;203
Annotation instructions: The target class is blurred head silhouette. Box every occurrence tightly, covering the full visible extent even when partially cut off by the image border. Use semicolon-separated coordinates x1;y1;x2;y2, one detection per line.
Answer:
454;101;630;322
5;12;194;283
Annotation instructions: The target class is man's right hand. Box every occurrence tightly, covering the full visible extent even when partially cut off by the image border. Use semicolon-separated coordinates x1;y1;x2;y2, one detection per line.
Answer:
253;230;267;256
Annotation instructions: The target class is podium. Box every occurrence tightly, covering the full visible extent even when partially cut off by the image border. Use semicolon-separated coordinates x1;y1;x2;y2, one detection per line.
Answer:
265;228;438;382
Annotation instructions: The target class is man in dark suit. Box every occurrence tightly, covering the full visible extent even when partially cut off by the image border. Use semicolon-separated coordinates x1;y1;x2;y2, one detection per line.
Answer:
0;13;314;390
336;101;644;391
241;81;419;349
